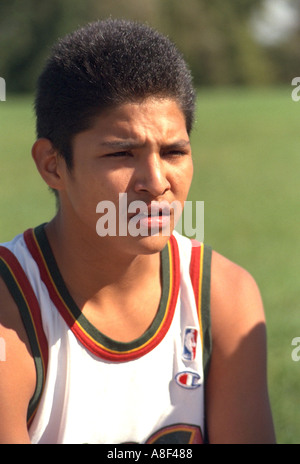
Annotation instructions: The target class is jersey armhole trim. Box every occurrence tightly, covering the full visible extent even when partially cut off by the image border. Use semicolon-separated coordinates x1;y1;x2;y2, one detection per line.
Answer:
189;241;212;445
0;246;48;428
189;242;212;379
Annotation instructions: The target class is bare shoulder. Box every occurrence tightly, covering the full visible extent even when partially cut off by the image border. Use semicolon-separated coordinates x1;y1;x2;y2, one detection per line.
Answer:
0;277;35;443
206;250;276;443
210;249;266;350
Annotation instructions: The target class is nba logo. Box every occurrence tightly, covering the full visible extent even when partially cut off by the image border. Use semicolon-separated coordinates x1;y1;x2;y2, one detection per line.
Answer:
182;327;198;361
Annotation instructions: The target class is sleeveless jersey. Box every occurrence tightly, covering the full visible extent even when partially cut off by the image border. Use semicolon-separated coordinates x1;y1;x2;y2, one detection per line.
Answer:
0;224;212;444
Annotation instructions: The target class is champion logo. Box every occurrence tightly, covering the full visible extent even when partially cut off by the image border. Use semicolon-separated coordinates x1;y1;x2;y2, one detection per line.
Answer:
175;370;202;389
182;327;198;361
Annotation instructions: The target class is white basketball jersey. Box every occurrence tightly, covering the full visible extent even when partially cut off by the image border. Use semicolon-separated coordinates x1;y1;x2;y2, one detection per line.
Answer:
0;224;212;444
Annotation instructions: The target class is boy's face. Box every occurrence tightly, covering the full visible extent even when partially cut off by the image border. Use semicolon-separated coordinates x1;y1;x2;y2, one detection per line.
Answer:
58;97;193;255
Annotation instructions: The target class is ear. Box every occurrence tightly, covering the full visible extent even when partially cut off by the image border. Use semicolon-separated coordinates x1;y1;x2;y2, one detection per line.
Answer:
32;138;65;191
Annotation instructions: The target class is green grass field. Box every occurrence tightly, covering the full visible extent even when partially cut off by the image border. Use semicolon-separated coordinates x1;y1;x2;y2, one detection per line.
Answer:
0;88;299;443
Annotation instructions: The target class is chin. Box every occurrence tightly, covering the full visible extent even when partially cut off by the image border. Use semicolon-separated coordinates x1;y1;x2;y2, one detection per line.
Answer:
126;233;172;255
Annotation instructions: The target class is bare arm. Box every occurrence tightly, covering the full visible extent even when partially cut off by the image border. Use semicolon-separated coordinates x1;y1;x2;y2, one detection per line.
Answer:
0;277;36;444
206;251;276;444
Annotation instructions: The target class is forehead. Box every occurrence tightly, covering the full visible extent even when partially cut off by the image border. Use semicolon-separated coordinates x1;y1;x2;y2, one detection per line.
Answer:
86;98;188;143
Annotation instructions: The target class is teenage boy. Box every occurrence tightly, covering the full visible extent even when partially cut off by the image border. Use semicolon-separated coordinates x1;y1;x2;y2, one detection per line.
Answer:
0;19;275;444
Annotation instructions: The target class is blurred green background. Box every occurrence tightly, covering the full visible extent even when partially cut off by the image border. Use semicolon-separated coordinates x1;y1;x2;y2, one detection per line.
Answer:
0;0;299;444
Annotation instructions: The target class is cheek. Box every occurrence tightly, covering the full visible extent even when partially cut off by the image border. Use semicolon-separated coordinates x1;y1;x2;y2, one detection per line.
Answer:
185;162;194;191
173;160;193;196
63;171;104;220
69;166;118;201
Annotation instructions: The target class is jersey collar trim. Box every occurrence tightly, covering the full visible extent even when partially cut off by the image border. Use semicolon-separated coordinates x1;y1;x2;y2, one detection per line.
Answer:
24;224;180;362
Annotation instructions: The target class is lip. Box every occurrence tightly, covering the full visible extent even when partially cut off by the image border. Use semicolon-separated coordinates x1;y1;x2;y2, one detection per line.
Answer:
128;201;172;220
127;200;172;233
134;213;171;234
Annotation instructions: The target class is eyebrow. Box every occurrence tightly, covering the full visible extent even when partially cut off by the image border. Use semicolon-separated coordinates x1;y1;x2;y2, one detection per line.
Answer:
100;139;190;150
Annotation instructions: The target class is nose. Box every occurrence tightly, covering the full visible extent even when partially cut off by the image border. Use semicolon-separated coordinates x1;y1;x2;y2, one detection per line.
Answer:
134;153;171;197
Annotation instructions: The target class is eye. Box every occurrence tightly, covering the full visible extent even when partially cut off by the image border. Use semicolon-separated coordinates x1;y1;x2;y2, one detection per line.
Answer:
105;151;132;158
163;149;189;158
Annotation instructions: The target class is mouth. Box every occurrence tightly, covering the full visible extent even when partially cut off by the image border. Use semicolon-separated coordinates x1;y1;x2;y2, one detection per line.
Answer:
128;200;173;234
128;200;171;218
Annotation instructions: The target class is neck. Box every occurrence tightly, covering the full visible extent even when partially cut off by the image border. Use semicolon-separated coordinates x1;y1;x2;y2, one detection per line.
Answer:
44;213;161;306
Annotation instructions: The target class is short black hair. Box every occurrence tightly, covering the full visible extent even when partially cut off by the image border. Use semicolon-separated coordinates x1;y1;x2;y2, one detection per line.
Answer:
35;18;196;169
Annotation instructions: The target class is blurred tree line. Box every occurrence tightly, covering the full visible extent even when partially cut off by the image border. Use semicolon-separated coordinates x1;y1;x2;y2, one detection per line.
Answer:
0;0;299;92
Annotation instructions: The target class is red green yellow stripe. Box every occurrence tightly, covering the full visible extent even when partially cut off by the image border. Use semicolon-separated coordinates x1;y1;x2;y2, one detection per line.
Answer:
189;241;204;347
24;227;180;362
0;246;48;427
146;423;203;444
